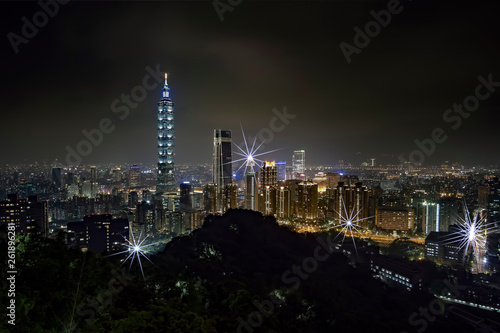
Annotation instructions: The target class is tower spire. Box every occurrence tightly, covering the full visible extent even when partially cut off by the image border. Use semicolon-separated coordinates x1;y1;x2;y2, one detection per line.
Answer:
162;73;170;99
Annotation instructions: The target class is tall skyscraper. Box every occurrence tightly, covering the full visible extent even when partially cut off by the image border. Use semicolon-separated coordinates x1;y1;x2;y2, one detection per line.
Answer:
328;182;370;227
180;181;193;212
157;73;176;193
52;167;63;189
260;161;278;188
276;161;287;181
245;172;258;211
276;186;291;219
292;150;305;180
297;181;318;220
129;164;141;189
259;161;278;215
213;129;232;212
422;201;440;234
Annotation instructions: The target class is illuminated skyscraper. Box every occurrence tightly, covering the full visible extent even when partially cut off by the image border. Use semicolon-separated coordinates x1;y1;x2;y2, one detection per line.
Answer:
276;161;287;181
276;186;291;218
328;182;370;227
245;172;258;211
157;73;176;193
129;164;140;189
260;161;278;188
297;181;318;220
292;150;305;180
422;201;440;234
213;129;232;212
259;161;278;215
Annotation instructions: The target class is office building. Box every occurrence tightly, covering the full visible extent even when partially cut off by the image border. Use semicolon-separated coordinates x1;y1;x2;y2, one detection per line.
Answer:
157;73;176;193
422;201;440;234
425;228;464;267
245;172;258;211
371;254;424;291
375;207;414;231
292;150;305;180
180;181;193;212
276;161;287;181
213;129;232;212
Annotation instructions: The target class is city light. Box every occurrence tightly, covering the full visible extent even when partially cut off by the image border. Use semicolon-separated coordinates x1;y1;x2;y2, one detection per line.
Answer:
108;231;158;279
326;198;373;255
444;202;497;269
229;125;282;175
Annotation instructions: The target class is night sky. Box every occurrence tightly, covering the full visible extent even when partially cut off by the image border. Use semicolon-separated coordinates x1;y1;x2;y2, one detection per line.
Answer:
2;0;500;166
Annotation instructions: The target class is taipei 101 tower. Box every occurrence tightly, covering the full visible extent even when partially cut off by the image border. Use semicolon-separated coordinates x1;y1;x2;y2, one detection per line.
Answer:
156;73;176;193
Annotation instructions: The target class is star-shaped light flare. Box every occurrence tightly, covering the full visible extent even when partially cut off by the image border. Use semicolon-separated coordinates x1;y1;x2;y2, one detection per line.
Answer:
228;124;283;175
108;231;158;279
444;201;497;269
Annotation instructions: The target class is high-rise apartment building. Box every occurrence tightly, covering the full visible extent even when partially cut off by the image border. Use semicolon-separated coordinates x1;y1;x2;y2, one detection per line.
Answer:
297;181;318;220
328;182;370;227
0;194;48;237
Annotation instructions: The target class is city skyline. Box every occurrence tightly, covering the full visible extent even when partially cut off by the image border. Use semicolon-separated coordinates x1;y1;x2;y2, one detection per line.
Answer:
4;1;500;332
2;1;500;167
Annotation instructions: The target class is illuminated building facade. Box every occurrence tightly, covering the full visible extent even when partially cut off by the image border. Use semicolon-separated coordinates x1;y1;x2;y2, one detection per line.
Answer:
328;182;369;227
422;201;440;234
259;161;278;215
0;194;48;237
276;186;291;219
245;172;258;211
213;129;232;212
129;164;141;189
375;207;414;231
276;161;287;181
157;73;176;193
297;181;318;220
292;150;305;180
